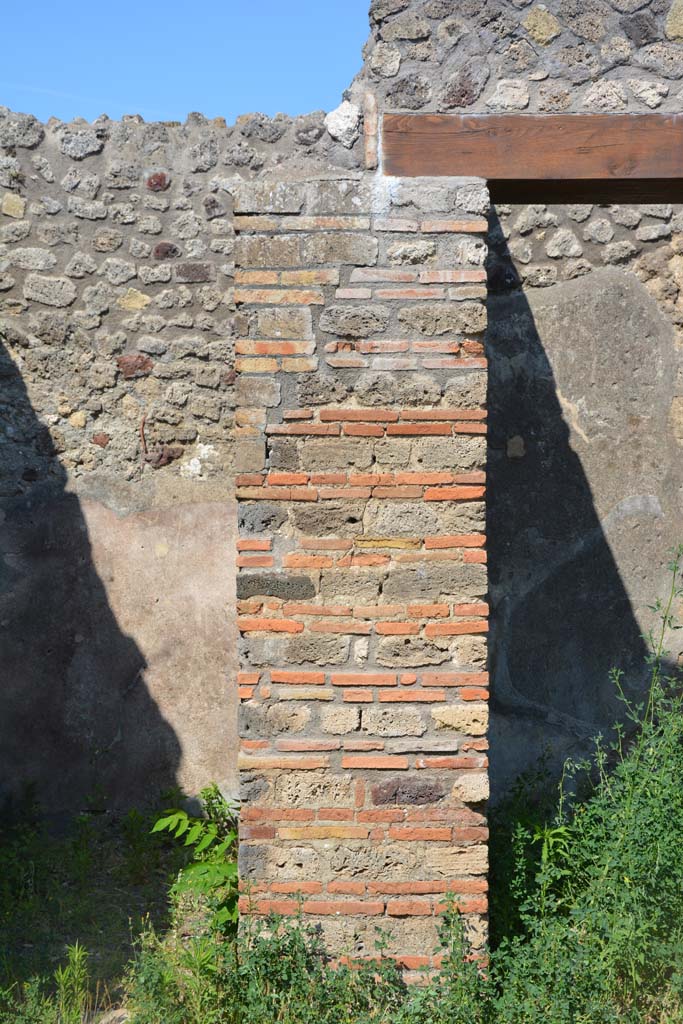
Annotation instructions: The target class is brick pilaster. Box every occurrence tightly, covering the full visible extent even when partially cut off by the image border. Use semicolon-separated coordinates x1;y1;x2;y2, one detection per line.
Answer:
234;173;490;970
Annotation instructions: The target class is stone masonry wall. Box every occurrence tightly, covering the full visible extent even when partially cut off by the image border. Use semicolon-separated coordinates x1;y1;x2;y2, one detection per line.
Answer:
351;0;683;115
234;175;490;968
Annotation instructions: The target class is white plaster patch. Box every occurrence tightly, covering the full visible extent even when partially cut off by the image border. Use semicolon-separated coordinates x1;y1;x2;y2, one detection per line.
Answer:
180;442;217;478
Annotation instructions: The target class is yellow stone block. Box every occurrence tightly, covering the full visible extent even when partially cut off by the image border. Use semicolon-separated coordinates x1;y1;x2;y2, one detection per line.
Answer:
117;288;151;310
68;411;87;429
432;703;489;735
523;6;561;45
2;193;27;219
667;0;683;39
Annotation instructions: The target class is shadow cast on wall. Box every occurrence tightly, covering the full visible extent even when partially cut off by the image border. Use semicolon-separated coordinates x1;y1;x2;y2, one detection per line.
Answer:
0;337;181;817
485;206;675;800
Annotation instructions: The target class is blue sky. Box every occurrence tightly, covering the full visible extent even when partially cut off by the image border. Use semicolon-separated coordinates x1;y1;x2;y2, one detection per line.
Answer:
1;1;370;124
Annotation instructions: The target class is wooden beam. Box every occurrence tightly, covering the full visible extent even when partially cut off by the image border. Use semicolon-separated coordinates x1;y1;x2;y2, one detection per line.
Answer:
382;114;683;183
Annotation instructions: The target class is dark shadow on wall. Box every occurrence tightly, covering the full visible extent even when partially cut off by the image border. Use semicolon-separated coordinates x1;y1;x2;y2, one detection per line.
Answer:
485;206;661;801
0;336;181;818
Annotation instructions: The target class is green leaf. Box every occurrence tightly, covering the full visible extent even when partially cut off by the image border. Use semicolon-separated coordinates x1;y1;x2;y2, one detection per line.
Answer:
185;822;204;846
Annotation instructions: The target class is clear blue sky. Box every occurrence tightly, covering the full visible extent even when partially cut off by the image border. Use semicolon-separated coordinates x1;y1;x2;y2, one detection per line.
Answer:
2;1;370;124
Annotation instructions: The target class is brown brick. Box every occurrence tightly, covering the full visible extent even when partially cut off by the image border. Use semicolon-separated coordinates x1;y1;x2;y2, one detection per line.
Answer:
387;900;435;916
267;471;309;485
425;534;486;549
276;739;340;752
236;287;325;306
425;621;489;637
341;755;410;769
354;605;404;619
280;216;370;231
319;408;398;422
388;827;452;841
343;423;385;437
236;555;274;568
235;270;279;285
303;900;384;916
282;357;319;373
283;554;334;568
387;423;452;436
369;881;446;895
283;408;315;420
269;881;324;894
310;472;348;484
317;807;355;820
310;620;372;634
327;880;367;895
421;672;488;687
235;357;279;373
464;550;487;563
407;604;450;618
237;671;260;685
419;269;486;283
331;673;397;687
237;340;315;356
415;756;486;769
270;670;326;685
379;690;446;703
371;486;422;499
374;287;446;300
237;617;304;634
400;409;486;421
351;268;417;283
343;689;374;703
281;269;340;285
375;622;420;635
453;603;489;616
460;687;490;700
358;809;406;823
237;755;329;771
241;808;314;823
423;485;486;501
278;826;370;839
237;538;272;552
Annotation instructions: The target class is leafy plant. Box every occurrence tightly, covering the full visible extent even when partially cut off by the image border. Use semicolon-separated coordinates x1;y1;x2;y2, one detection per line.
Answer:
151;784;239;934
54;943;90;1024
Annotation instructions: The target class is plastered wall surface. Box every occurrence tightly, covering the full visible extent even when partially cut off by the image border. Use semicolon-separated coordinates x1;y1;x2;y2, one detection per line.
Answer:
2;0;683;961
487;200;683;787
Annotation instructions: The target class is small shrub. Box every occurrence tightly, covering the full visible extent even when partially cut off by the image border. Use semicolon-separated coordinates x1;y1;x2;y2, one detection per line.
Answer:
151;783;238;934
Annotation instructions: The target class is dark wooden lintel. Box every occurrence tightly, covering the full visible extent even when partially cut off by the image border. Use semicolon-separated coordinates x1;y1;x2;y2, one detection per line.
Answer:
382;114;683;196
